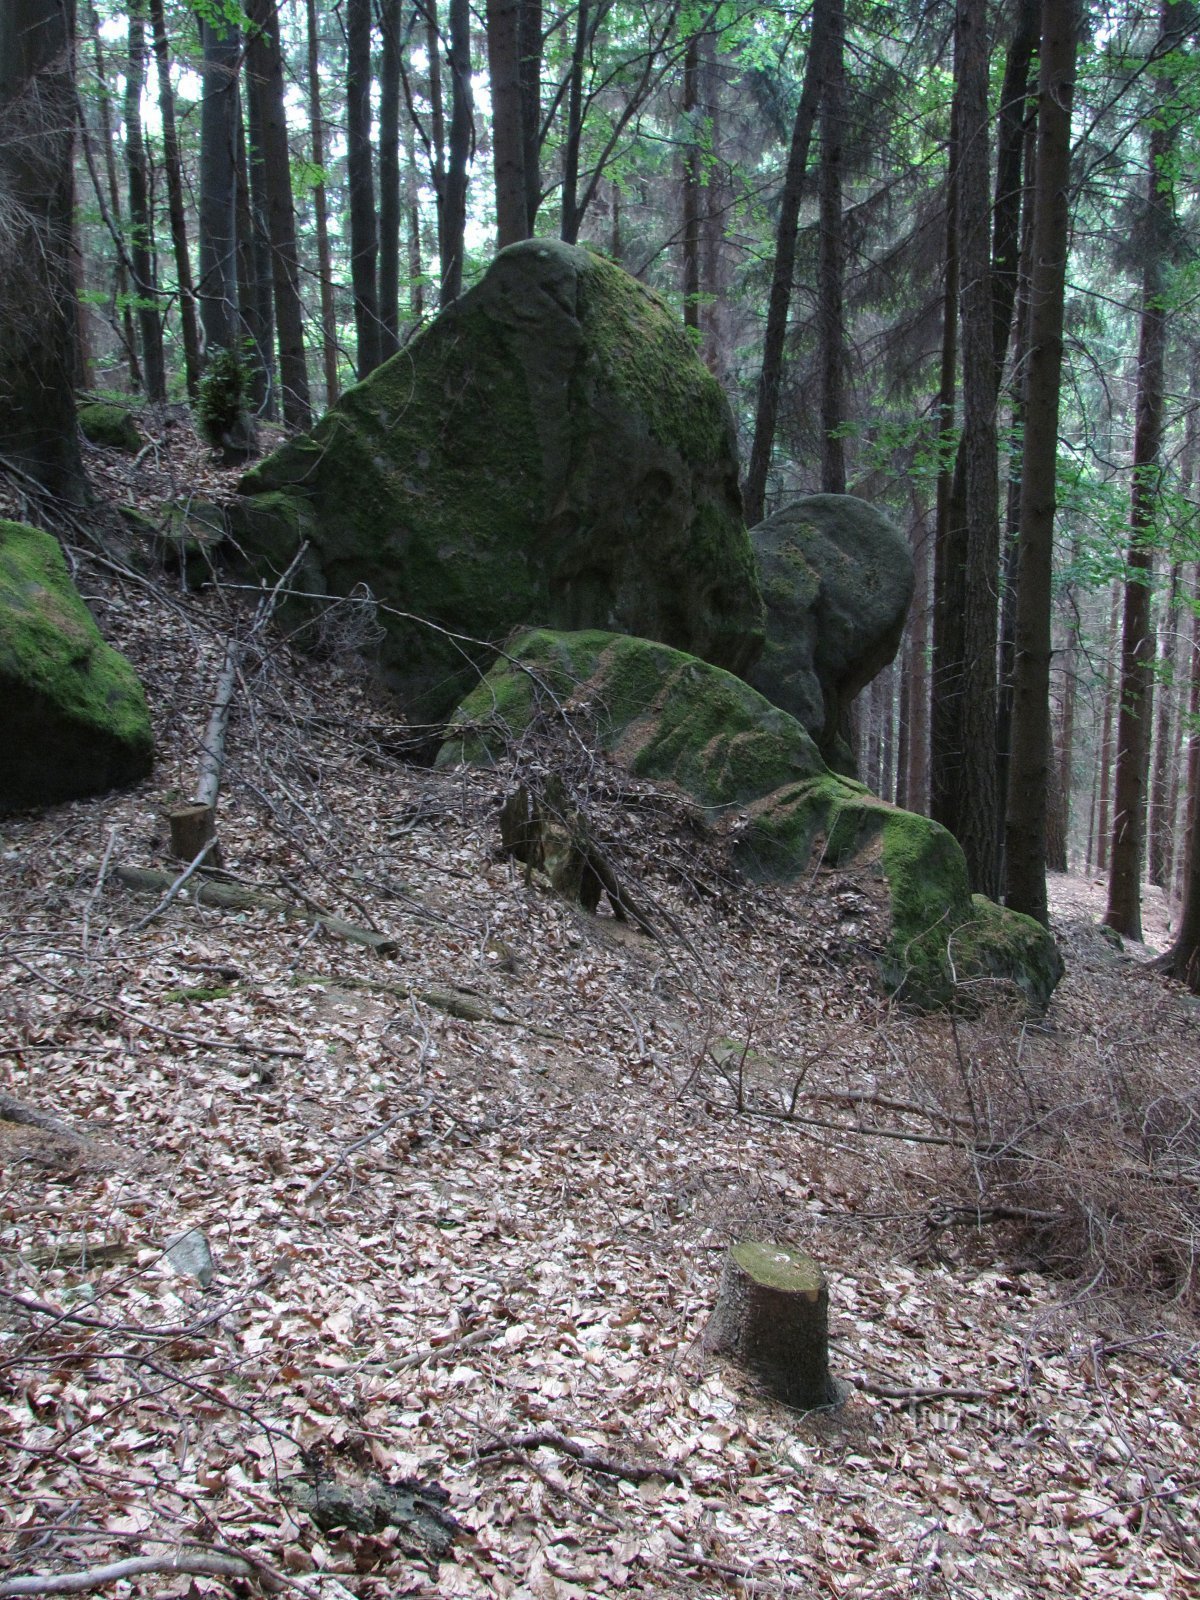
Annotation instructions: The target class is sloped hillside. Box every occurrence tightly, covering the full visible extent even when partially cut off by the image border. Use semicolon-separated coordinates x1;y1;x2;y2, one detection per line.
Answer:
2;446;1199;1599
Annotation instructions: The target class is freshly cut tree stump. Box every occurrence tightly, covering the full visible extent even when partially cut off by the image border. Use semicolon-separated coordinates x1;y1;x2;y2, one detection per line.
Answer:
706;1241;840;1410
166;802;220;866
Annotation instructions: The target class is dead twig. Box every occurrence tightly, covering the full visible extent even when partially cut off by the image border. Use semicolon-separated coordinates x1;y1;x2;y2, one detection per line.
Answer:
0;1549;286;1596
302;1094;434;1200
478;1426;685;1487
0;1266;277;1344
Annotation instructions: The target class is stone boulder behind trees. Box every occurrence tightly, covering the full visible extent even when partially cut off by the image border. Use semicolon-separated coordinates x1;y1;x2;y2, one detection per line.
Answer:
0;520;154;810
227;239;764;724
747;494;914;769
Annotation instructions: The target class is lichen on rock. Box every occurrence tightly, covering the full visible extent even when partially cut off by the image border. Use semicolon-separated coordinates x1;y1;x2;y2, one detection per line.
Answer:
0;519;154;810
229;239;763;723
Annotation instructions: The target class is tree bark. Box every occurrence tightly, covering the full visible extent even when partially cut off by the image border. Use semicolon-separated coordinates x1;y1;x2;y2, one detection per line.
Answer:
148;0;200;398
237;93;275;413
379;0;403;357
742;0;828;526
124;0;166;400
87;5;141;391
488;0;527;249
560;0;591;244
1148;563;1180;886
304;0;339;405
0;0;85;500
442;0;473;301
520;0;543;234
245;0;312;427
347;0;382;377
1003;0;1078;922
706;1242;839;1411
681;32;701;331
1105;0;1181;939
817;0;847;495
198;13;241;360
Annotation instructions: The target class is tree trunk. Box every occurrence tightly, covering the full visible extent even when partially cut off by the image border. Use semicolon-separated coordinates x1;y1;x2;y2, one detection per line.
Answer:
198;14;241;359
817;0;847;495
742;0;827;527
904;495;933;815
379;0;403;358
520;0;543;234
1148;564;1181;887
488;0;527;249
124;0;166;401
1105;0;1180;940
1095;583;1121;875
1002;0;1078;922
560;0;591;244
442;0;473;301
0;0;85;500
148;0;200;398
305;0;339;405
87;5;141;391
406;120;425;320
706;1243;840;1411
347;0;382;377
237;96;275;413
245;0;312;428
681;32;701;331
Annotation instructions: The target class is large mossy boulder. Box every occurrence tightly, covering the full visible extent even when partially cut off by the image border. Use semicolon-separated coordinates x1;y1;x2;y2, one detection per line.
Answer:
439;628;1062;1012
229;239;763;722
0;520;154;810
747;495;914;767
78;401;142;454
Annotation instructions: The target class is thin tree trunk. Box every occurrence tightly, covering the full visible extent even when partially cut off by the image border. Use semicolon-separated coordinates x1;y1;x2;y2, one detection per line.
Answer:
1105;0;1180;939
560;0;591;244
425;3;447;282
125;0;166;401
488;0;527;249
743;0;828;527
198;14;241;357
817;0;847;495
1148;563;1181;886
441;0;472;301
88;5;141;391
304;0;339;405
1160;563;1200;989
905;496;933;815
148;0;200;398
379;0;403;358
520;0;542;233
347;0;382;377
245;0;312;427
681;32;701;331
1096;583;1121;875
406;120;425;320
1003;0;1078;922
238;92;275;413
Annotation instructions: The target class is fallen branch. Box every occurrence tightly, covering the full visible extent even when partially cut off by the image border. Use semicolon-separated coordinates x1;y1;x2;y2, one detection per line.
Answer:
478;1427;685;1487
302;1094;434;1200
0;1549;285;1596
848;1376;1011;1406
125;841;217;933
0;1093;87;1144
0;1266;277;1343
113;866;400;957
293;972;561;1035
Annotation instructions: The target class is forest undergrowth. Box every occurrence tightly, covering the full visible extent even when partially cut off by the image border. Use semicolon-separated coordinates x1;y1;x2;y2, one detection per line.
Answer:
1;432;1199;1599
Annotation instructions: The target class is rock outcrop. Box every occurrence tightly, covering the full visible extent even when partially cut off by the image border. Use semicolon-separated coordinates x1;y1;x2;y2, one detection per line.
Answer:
0;520;154;810
439;628;1062;1012
229;239;763;723
747;494;914;767
78;402;142;453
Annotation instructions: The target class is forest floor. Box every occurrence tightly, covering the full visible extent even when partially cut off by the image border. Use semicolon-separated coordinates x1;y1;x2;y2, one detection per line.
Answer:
2;432;1199;1600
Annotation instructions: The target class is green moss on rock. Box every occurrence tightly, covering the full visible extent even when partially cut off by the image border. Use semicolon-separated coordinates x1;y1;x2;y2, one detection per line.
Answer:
0;520;154;809
441;627;1062;1012
79;402;142;453
230;239;763;722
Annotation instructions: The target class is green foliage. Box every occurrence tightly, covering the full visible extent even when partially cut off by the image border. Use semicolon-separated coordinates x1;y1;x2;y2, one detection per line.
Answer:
196;347;248;445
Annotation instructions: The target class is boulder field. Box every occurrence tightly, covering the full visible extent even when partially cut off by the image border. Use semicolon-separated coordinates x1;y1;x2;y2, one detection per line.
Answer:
228;238;764;723
438;629;1063;1012
0;519;154;810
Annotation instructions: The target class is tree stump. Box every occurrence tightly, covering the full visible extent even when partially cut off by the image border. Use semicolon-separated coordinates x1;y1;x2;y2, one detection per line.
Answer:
166;802;221;867
706;1241;841;1410
499;777;604;912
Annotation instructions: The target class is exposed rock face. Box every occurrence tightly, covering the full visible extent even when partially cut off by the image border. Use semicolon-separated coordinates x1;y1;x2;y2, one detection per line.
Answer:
229;239;763;722
439;628;1062;1013
0;520;154;810
747;494;914;767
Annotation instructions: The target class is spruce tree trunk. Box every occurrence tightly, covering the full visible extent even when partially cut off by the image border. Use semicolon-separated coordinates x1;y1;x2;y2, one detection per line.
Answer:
817;0;847;496
198;14;241;359
245;0;312;428
520;0;542;234
125;0;166;400
88;5;141;391
304;0;339;406
743;0;827;527
1002;0;1078;922
1105;0;1180;939
488;0;527;249
681;32;701;332
1148;564;1181;887
347;0;382;377
237;97;275;414
379;0;402;358
442;0;473;301
560;0;591;244
148;0;200;398
0;0;85;499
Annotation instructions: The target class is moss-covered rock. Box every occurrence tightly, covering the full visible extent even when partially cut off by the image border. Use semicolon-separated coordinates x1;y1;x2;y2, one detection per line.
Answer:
747;495;914;769
78;402;142;453
229;239;763;722
440;628;1062;1011
0;520;154;810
